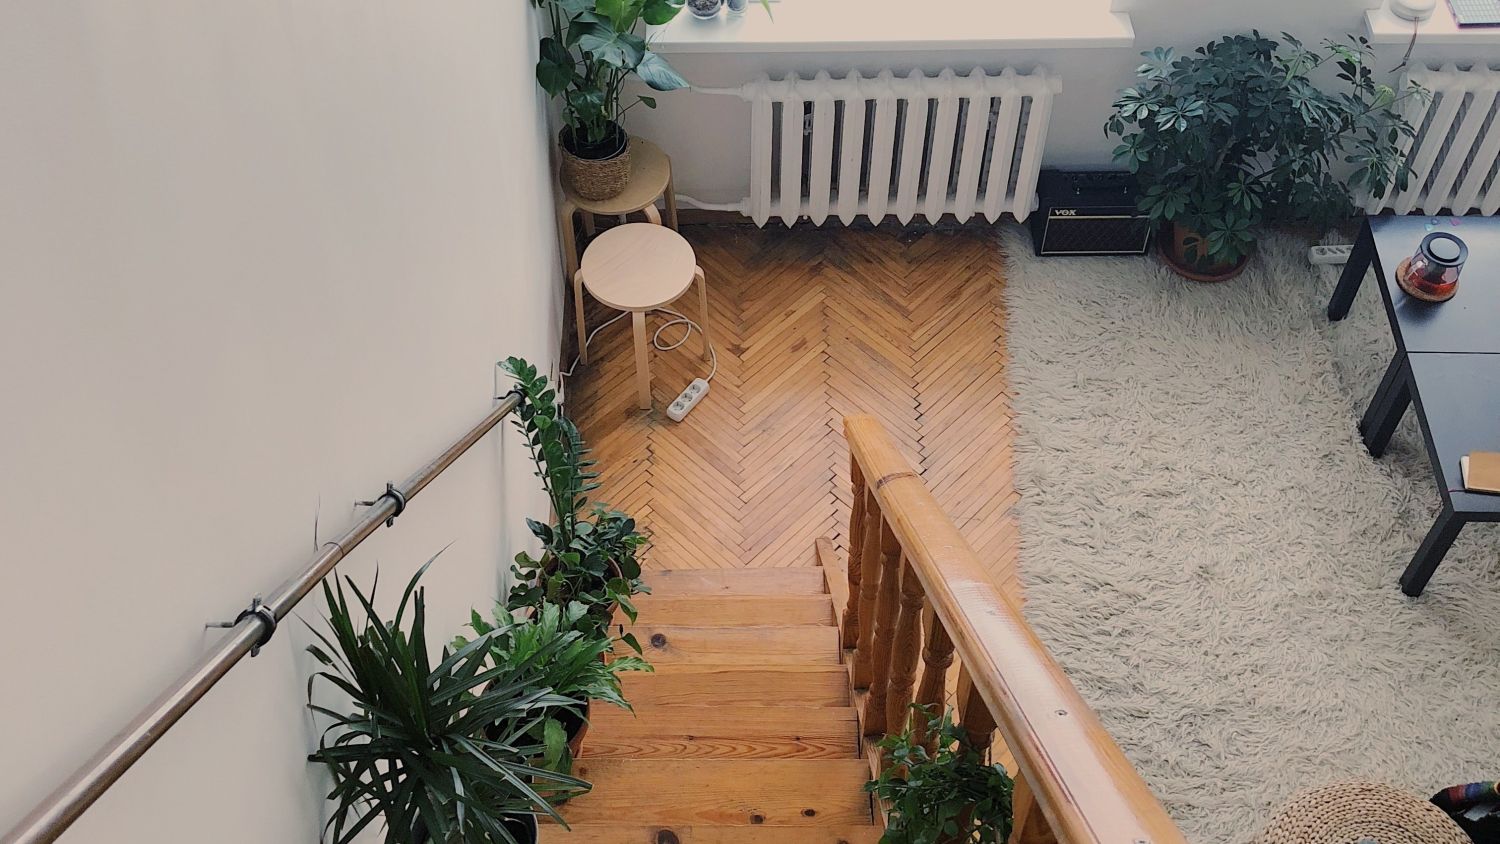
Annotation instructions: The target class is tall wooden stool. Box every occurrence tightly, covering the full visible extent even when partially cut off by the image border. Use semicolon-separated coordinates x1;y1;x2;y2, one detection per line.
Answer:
558;139;677;284
576;223;710;411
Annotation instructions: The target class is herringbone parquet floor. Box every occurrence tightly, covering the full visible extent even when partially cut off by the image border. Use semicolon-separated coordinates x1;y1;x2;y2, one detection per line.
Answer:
566;225;1019;600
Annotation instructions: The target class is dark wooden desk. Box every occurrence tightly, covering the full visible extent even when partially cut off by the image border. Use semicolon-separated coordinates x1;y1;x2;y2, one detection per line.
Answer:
1363;354;1500;596
1330;215;1500;595
1327;215;1500;352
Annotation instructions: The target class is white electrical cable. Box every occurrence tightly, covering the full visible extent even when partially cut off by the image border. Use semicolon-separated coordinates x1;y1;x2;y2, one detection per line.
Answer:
561;307;718;382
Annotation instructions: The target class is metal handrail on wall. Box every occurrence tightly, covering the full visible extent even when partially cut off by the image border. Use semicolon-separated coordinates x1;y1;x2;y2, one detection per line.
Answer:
2;390;524;844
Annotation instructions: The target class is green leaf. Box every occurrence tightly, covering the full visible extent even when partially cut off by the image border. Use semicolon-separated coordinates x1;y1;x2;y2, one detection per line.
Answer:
642;0;685;24
576;23;646;69
634;51;688;91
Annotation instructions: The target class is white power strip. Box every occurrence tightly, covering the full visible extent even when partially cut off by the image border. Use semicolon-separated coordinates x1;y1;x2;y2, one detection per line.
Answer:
1309;244;1353;266
667;378;710;422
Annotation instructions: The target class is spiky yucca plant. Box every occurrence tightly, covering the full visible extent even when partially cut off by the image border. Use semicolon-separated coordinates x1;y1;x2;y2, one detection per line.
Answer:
305;557;588;844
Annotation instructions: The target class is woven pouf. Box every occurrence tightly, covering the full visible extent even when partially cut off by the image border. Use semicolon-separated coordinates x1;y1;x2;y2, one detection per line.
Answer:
1256;782;1470;844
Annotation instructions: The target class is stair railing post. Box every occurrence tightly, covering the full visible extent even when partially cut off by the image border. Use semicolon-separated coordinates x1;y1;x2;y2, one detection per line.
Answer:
862;520;903;737
852;489;884;689
955;663;997;752
884;558;924;739
912;604;954;751
842;459;866;649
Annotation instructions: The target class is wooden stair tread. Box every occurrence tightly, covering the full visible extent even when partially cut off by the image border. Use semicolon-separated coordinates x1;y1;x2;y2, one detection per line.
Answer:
558;759;874;827
622;625;841;665
619;665;849;707
540;825;882;843
645;568;828;597
620;595;835;627
583;705;858;759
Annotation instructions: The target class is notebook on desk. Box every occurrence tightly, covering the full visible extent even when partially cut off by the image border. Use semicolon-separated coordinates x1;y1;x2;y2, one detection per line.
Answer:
1449;0;1500;26
1461;452;1500;493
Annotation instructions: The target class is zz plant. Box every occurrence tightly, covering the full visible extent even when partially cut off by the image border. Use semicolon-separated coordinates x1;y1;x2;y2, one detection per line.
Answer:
305;557;588;844
866;707;1014;844
501;357;648;633
1106;32;1424;268
532;0;689;158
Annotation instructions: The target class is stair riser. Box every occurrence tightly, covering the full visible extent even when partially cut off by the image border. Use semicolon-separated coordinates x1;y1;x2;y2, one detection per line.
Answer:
561;759;874;827
619;670;849;708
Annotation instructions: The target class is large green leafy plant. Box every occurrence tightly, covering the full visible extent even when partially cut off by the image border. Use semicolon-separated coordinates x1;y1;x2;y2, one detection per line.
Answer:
501;357;648;633
1106;32;1424;267
305;559;588;844
533;0;688;158
866;707;1014;844
456;601;651;773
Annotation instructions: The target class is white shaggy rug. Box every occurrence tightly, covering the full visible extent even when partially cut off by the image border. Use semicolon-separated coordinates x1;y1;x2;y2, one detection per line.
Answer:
999;225;1500;843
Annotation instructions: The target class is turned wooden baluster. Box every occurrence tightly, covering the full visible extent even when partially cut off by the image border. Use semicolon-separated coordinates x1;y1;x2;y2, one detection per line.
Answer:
1009;773;1060;844
912;604;954;751
883;558;925;737
955;663;997;753
852;488;884;689
841;460;866;649
862;520;903;737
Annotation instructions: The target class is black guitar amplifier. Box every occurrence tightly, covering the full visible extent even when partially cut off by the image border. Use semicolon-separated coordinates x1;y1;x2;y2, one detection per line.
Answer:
1030;170;1151;256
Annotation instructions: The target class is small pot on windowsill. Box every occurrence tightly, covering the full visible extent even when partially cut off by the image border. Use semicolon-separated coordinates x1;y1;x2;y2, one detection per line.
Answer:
559;123;632;201
1157;222;1250;283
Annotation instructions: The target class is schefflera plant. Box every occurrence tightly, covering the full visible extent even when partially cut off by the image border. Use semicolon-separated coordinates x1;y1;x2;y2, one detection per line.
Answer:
1105;32;1425;267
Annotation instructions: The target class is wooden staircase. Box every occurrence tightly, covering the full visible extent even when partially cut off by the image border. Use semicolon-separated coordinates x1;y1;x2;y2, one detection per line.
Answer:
542;416;1188;844
540;566;882;844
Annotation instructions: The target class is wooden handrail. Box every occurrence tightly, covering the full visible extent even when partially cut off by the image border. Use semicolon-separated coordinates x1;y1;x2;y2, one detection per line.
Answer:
841;415;1186;844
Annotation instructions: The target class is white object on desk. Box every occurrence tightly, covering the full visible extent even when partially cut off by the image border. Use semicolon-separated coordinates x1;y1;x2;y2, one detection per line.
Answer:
1390;0;1436;21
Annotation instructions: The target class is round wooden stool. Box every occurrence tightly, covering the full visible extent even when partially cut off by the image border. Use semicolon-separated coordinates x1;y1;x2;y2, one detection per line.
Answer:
558;139;677;283
576;223;711;411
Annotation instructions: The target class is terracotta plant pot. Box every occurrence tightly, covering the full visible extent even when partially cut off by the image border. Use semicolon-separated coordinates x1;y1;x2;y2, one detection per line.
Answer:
1158;223;1250;283
559;126;632;201
558;697;590;758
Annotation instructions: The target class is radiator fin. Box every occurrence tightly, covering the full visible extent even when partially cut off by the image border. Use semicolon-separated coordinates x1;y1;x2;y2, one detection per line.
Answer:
740;67;1061;227
1369;64;1500;216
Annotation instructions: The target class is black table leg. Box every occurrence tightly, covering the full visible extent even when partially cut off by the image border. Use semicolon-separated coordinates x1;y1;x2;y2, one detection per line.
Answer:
1362;356;1411;458
1401;508;1466;596
1327;220;1374;321
1359;354;1405;437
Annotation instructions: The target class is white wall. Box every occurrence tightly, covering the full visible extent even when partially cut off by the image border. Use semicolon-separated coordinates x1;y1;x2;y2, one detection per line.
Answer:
0;2;562;841
635;0;1500;204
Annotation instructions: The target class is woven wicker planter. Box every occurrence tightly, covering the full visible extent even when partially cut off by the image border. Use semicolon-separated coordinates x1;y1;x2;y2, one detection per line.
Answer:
560;129;632;201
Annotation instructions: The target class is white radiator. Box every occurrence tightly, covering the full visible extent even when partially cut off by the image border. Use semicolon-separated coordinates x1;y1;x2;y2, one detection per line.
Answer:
1370;63;1500;215
703;68;1062;227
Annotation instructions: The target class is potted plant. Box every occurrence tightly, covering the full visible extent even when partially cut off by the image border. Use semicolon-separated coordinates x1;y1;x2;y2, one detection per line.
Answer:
532;0;689;200
501;357;649;636
305;558;589;844
866;707;1014;844
456;601;650;772
1105;33;1424;281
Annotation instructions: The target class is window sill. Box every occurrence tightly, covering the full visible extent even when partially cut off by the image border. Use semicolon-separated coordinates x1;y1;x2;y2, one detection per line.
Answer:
1366;3;1500;46
647;0;1134;53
